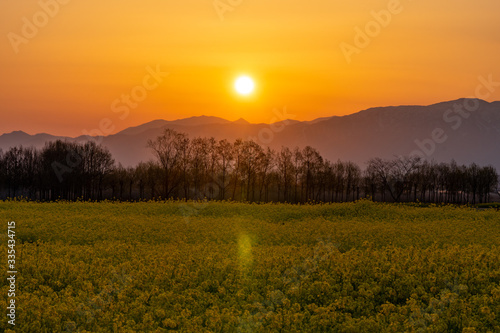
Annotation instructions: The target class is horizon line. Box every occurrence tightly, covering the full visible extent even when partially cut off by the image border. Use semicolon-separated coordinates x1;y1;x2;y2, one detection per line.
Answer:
1;97;497;137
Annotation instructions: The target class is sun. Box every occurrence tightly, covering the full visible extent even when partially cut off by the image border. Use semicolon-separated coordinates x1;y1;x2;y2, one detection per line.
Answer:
234;76;255;96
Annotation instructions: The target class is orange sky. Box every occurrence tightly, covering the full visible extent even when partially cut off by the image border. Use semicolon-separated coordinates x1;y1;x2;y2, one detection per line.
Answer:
1;0;500;136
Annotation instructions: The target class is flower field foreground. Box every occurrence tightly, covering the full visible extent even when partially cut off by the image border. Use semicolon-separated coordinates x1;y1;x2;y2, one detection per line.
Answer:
1;200;499;332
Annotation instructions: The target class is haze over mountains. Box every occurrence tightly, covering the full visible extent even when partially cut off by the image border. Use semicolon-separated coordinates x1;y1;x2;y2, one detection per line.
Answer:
2;99;500;169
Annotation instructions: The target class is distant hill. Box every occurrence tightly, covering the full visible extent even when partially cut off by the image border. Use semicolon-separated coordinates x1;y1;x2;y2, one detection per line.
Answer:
115;116;231;136
1;99;499;169
0;131;64;151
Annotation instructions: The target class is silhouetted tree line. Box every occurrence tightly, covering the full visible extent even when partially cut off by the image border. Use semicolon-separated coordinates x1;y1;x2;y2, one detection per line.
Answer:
0;141;114;201
1;129;499;204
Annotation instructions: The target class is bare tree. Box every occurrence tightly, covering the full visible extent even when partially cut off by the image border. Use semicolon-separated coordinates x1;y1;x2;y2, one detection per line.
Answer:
147;129;187;198
276;147;293;202
367;156;422;202
292;147;303;203
216;139;233;200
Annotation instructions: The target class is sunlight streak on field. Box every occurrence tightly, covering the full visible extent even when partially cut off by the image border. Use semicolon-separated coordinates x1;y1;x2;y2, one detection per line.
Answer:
237;233;253;273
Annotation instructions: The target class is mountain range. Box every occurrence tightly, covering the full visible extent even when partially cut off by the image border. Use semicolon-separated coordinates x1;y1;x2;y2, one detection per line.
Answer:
2;98;500;169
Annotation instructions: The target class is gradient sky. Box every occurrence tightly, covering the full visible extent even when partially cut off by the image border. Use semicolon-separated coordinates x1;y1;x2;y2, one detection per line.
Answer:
1;0;500;136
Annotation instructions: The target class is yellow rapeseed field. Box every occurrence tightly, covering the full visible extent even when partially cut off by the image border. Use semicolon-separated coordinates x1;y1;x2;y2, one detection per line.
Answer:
1;200;499;332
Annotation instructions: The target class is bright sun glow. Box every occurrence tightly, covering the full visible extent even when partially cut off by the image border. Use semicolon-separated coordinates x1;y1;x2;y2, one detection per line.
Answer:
234;76;255;96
